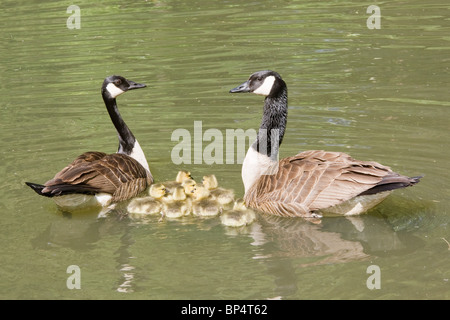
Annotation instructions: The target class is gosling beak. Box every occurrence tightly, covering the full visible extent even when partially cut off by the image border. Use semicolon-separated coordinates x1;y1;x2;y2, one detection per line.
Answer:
127;80;146;91
229;80;250;93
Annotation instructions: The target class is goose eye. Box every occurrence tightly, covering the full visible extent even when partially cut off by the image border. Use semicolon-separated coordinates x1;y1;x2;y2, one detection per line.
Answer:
114;79;122;86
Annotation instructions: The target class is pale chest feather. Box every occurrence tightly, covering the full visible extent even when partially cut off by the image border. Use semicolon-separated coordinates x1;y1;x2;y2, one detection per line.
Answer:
128;140;151;174
242;147;278;193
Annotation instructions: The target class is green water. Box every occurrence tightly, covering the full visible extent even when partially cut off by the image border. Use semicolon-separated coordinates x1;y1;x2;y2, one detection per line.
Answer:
1;0;449;299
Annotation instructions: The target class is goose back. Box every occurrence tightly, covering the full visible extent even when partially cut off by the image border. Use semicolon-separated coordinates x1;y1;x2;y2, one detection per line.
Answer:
42;151;153;202
244;150;419;217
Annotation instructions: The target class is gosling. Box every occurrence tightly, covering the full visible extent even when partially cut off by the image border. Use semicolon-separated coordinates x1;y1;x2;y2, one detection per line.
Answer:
181;178;197;197
202;174;234;206
161;186;192;219
192;185;221;217
162;170;193;194
127;183;166;215
220;198;256;227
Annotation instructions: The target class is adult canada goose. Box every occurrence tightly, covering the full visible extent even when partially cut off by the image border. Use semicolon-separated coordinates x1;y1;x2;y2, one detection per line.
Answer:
25;75;153;210
192;185;221;217
161;186;192;218
127;183;166;215
230;70;421;218
202;174;235;206
220;198;256;227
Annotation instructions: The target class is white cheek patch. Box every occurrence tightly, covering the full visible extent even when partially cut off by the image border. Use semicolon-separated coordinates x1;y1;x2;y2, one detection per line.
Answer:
253;76;276;96
106;82;125;98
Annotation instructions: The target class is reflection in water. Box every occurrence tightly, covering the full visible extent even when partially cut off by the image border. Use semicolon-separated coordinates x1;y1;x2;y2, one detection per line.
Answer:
251;214;370;265
115;227;136;293
30;205;141;293
253;206;429;298
30;200;426;298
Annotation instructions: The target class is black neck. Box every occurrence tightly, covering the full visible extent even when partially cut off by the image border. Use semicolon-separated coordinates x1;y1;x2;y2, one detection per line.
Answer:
102;95;136;155
253;86;288;160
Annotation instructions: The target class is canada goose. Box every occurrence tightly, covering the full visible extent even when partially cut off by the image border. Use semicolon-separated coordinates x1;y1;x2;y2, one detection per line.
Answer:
126;183;166;215
202;174;235;206
192;185;221;217
161;170;193;194
161;186;192;218
25;75;152;210
229;70;422;218
220;199;256;227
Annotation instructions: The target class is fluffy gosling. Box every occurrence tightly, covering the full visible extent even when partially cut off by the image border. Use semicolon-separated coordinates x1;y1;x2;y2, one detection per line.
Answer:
162;170;193;194
161;186;192;218
192;185;221;217
127;183;166;215
202;174;234;206
220;199;256;227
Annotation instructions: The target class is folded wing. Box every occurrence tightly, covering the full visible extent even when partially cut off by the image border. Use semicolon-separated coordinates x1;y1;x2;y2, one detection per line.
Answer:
245;150;419;217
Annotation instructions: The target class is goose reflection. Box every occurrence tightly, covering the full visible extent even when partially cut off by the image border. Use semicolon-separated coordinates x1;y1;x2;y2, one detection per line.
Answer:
30;204;140;293
30;198;428;298
237;208;426;298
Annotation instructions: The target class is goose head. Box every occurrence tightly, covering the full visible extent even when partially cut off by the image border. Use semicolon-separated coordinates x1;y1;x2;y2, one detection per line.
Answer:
229;70;285;97
102;75;146;99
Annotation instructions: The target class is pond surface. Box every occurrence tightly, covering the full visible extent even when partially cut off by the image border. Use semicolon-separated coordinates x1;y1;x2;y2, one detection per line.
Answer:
1;0;449;299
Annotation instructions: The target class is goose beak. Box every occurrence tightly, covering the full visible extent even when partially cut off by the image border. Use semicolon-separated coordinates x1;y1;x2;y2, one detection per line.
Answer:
127;80;146;91
230;80;250;93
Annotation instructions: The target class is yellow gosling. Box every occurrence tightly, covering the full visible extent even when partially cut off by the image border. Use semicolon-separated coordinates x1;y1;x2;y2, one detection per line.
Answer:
149;183;167;198
161;170;193;194
192;185;221;217
181;178;197;196
220;199;256;227
128;183;166;215
161;186;192;218
202;174;235;205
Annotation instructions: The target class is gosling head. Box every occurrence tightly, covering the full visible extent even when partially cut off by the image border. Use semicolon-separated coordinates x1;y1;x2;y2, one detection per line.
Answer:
193;185;211;201
102;75;146;99
229;70;285;97
182;179;196;194
202;174;218;190
176;170;193;183
233;198;247;211
149;183;166;199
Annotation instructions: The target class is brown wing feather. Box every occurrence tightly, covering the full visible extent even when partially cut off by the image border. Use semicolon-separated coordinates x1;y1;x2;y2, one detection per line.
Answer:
42;152;152;201
244;150;394;217
51;151;108;180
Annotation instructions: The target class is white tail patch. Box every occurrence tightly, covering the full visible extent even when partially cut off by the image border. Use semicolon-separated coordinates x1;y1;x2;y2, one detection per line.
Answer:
253;75;276;96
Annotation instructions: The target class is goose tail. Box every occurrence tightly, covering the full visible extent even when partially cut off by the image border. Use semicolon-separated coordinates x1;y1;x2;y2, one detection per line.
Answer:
25;182;53;198
359;174;423;196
